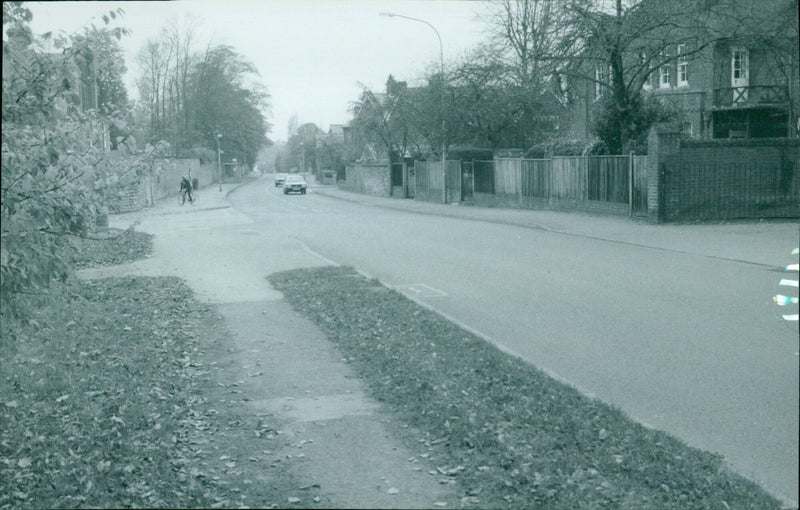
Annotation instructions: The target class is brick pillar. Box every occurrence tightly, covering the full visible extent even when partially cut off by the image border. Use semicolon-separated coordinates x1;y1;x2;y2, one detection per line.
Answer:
646;126;682;223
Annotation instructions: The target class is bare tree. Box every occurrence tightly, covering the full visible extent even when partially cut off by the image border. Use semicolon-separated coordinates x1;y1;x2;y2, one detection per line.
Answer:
135;16;199;154
477;0;574;148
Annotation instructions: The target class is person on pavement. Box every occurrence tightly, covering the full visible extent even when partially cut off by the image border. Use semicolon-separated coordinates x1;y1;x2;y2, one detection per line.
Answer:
180;176;194;204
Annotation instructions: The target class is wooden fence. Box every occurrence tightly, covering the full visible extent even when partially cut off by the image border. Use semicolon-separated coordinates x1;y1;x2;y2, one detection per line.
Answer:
414;160;442;203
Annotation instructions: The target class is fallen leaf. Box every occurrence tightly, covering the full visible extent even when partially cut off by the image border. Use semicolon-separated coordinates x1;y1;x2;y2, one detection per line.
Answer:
388;487;400;495
288;497;301;503
56;394;70;403
18;458;32;468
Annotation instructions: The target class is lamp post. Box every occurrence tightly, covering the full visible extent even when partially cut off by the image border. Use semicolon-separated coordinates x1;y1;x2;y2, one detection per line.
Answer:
215;133;223;191
380;12;446;203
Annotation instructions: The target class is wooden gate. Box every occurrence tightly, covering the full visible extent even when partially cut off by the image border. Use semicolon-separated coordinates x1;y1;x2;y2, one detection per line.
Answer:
631;156;649;217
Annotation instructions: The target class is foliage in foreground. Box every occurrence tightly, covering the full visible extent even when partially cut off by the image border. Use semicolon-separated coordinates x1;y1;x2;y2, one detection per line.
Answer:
269;266;783;510
1;8;168;318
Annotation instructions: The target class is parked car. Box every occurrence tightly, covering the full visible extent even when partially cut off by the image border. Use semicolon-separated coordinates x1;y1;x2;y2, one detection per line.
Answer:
282;174;307;194
274;173;287;187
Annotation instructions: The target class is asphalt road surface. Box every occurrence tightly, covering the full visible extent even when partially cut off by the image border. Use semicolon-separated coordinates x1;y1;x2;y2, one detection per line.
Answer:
226;177;798;505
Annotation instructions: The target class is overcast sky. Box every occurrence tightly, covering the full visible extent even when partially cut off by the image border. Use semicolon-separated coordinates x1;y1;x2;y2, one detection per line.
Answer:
26;0;493;141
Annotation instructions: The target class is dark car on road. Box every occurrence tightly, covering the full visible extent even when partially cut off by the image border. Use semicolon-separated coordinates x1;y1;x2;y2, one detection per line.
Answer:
283;174;307;194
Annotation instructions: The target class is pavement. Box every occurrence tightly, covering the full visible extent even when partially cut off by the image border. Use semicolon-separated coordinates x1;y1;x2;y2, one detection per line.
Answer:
308;182;798;270
98;176;799;508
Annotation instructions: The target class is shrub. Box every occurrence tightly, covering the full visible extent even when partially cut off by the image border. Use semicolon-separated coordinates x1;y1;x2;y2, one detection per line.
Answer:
591;92;683;155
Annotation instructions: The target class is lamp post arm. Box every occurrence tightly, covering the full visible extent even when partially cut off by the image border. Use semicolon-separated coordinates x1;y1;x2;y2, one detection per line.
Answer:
380;12;442;75
380;11;447;203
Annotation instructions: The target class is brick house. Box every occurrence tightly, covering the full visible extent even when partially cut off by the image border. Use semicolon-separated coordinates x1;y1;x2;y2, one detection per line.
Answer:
569;0;799;142
649;0;798;140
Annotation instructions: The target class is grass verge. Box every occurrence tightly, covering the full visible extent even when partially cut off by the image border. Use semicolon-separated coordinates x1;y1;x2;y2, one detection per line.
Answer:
1;230;298;508
268;265;783;510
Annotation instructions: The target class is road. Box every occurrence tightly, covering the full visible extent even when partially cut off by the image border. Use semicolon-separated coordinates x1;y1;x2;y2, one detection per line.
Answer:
106;176;797;505
221;177;798;505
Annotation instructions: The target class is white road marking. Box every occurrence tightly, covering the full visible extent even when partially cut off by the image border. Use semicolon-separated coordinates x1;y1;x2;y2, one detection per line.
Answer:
293;239;341;267
394;283;448;298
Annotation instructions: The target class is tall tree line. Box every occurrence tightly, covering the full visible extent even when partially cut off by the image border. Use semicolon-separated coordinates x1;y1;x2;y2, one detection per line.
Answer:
135;19;271;168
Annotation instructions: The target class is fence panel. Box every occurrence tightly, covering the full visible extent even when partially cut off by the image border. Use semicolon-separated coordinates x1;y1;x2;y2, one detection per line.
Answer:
588;156;629;203
551;157;587;200
521;159;552;198
495;158;522;195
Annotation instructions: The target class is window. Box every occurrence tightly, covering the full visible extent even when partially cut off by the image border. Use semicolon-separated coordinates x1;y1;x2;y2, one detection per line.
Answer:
659;49;671;89
595;64;610;100
641;52;652;90
677;44;688;87
731;47;748;83
731;47;749;103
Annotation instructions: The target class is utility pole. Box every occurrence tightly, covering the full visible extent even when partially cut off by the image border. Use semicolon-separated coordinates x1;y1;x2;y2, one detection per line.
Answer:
215;133;223;191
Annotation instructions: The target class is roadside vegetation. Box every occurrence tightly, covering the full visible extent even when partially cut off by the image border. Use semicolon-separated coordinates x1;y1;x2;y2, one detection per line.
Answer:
269;266;783;510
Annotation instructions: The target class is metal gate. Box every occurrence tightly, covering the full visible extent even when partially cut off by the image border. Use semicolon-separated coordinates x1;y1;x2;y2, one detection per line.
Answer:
444;160;460;203
462;161;474;201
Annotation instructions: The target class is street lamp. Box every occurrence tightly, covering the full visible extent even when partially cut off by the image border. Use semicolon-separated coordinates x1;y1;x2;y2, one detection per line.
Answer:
380;12;447;203
215;133;223;191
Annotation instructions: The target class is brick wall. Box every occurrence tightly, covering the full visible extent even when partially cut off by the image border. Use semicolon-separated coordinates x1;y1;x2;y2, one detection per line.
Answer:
108;179;148;213
648;130;799;221
150;158;215;201
105;157;216;213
